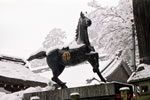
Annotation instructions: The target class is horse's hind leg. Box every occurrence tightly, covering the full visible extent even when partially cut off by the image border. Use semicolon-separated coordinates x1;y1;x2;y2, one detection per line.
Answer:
51;65;68;89
52;76;68;89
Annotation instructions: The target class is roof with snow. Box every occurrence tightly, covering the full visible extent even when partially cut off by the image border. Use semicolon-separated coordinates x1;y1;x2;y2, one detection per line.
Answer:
0;54;26;65
101;57;132;83
128;64;150;83
0;59;49;89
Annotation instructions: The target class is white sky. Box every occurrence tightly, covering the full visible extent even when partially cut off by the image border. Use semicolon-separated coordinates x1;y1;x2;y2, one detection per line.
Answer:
0;0;119;58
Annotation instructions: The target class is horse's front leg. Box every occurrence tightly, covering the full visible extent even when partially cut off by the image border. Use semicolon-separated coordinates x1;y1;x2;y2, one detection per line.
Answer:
89;62;106;82
93;69;106;83
87;53;106;83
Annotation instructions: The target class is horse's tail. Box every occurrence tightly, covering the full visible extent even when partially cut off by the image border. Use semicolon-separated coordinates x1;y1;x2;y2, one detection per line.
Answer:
27;51;46;61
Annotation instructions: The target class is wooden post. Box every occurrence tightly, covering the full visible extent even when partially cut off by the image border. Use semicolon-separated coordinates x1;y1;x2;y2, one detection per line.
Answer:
131;19;136;71
133;0;150;64
119;87;130;100
30;96;40;100
70;92;80;100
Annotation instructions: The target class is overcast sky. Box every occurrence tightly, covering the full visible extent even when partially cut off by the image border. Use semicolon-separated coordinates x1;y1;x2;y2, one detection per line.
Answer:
0;0;119;58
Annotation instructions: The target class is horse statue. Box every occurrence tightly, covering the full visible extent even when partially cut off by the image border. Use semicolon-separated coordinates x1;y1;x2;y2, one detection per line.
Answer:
27;12;106;88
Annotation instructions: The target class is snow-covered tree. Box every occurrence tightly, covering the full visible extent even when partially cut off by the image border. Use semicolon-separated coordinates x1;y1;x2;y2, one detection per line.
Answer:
88;0;134;64
43;28;66;49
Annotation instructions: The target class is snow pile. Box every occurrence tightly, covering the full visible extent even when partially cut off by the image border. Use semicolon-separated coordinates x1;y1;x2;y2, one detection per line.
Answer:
128;64;150;83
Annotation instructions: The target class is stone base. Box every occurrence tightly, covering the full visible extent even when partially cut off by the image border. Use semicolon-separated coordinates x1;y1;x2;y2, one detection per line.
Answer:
23;82;133;100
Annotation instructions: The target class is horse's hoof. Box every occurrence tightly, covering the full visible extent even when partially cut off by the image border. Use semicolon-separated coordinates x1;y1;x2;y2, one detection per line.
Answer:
61;83;68;89
102;79;107;83
62;85;68;88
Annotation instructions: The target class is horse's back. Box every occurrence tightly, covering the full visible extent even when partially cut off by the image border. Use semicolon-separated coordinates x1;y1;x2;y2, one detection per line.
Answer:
46;44;91;66
59;45;89;66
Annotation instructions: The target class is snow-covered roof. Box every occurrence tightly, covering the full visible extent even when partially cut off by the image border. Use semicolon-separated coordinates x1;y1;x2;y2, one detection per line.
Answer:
0;60;50;86
0;54;26;65
102;58;131;78
102;58;121;77
128;64;150;83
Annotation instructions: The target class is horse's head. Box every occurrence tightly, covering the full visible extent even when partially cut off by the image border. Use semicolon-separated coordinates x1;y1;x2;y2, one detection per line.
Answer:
79;12;92;27
76;12;92;45
76;12;92;33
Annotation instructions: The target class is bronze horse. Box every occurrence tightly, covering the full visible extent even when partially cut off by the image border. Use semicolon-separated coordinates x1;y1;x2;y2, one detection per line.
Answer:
27;12;106;88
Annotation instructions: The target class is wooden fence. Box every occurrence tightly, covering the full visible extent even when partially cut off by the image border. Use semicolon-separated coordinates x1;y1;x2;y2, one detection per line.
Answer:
23;82;133;100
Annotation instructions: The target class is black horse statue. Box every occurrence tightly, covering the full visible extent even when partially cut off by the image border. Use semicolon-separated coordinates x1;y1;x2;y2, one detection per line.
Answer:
27;12;106;88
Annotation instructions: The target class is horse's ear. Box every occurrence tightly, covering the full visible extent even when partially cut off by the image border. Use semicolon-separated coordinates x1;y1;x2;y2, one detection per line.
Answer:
80;12;84;18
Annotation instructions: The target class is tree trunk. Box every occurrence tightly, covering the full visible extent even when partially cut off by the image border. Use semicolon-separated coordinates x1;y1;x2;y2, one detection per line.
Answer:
133;0;150;64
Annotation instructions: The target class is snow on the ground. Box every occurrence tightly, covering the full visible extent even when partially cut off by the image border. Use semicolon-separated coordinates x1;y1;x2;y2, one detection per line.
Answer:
0;86;53;100
0;61;50;84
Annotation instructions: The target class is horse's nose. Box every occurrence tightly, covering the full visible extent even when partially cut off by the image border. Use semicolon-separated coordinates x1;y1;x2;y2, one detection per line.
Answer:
87;19;92;26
